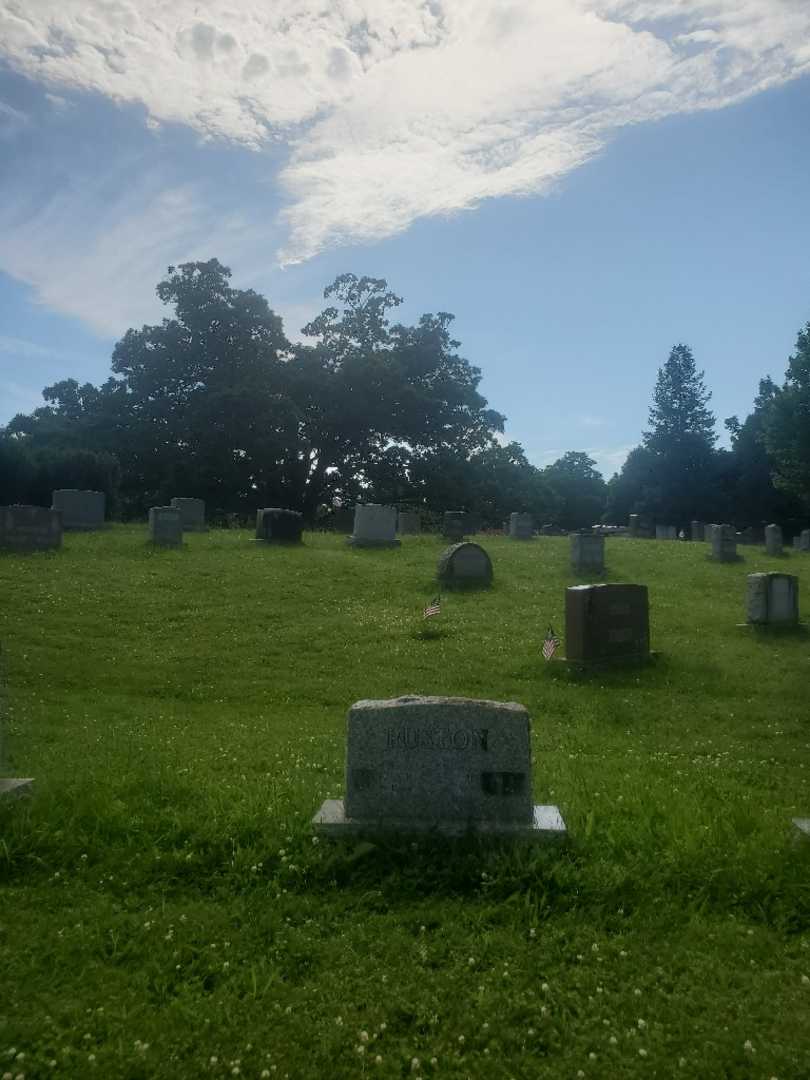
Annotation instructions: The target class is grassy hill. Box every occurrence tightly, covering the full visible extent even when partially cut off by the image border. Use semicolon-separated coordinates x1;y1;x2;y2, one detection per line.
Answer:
1;528;809;1079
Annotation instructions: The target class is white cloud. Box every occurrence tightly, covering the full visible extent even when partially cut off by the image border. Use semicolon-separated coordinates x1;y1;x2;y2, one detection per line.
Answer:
1;1;809;272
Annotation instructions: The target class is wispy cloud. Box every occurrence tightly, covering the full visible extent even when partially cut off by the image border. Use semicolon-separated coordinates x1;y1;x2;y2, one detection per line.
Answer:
0;0;809;310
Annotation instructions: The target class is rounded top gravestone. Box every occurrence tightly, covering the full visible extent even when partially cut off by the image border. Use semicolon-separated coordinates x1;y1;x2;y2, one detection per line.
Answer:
437;542;493;587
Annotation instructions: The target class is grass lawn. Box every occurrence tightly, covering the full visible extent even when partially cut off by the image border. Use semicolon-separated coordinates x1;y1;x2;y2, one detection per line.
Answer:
1;528;809;1080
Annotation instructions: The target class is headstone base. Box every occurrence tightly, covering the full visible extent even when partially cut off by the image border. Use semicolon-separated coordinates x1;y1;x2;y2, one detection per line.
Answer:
0;778;34;799
346;537;401;548
312;798;567;841
550;651;659;672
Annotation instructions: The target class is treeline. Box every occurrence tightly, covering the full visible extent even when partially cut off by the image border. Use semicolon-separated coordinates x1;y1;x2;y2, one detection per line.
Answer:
1;258;809;530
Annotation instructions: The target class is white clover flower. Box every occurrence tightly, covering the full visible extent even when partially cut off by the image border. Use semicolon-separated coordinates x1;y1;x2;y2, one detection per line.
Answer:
374;1056;382;1066
458;1035;465;1044
743;1041;755;1054
529;929;536;938
637;1019;646;1030
638;1048;647;1057
411;1058;420;1071
801;975;809;985
609;1036;618;1045
468;958;475;966
360;1032;369;1043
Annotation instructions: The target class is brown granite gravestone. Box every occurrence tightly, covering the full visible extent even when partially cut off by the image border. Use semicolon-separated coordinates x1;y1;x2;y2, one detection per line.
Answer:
565;584;650;666
256;508;304;542
312;696;566;840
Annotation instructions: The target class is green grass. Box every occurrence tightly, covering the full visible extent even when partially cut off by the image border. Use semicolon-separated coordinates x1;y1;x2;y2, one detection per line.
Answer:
1;528;809;1080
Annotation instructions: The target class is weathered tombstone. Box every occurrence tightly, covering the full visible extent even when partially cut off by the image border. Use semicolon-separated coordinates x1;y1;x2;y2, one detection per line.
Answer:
570;532;604;574
0;505;62;551
655;524;677;541
690;520;704;542
508;512;534;540
438;542;493;587
170;497;207;532
256;508;304;543
710;523;739;562
312;695;566;840
796;529;810;552
746;573;799;625
397;510;421;535
628;514;640;538
348;504;399;548
565;584;650;666
765;523;783;556
51;489;105;530
442;511;468;542
148;506;183;547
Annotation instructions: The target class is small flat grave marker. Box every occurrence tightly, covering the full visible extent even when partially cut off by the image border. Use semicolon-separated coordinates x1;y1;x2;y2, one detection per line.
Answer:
313;696;566;840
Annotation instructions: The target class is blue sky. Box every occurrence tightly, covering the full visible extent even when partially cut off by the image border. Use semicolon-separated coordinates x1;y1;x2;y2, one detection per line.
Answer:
1;1;809;479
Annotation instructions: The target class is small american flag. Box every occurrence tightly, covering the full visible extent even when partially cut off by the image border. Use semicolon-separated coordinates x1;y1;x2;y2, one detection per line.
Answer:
423;596;441;619
542;625;560;661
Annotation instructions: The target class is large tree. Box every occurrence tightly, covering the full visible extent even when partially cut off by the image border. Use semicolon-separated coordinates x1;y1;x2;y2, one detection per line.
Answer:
288;273;506;515
762;322;810;512
639;343;718;523
542;451;606;530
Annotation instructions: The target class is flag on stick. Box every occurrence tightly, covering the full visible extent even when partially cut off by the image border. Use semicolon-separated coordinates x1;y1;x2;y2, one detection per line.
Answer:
542;625;560;661
423;596;441;619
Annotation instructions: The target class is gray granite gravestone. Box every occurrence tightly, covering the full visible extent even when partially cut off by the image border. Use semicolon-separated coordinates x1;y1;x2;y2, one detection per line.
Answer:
508;512;534;540
765;524;783;556
570;532;604;574
796;529;810;552
51;489;105;530
442;511;468;541
437;542;493;587
256;508;304;542
312;695;566;840
0;505;62;551
655;524;677;541
628;514;640;537
170;497;207;531
710;524;739;561
564;584;650;666
397;511;421;535
148;506;183;547
690;520;704;541
348;504;400;548
745;573;799;625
